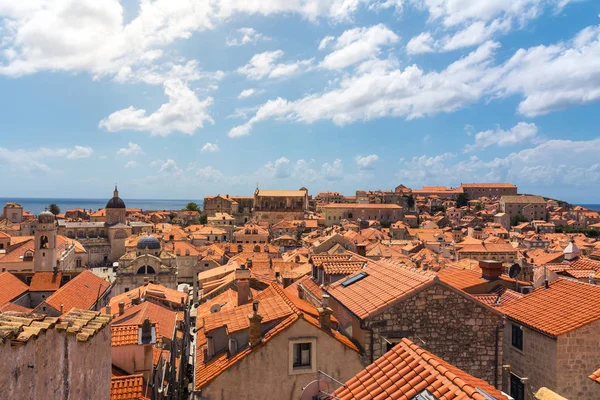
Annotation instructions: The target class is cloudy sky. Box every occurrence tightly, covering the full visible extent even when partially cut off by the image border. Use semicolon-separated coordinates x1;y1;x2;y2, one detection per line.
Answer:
1;1;599;203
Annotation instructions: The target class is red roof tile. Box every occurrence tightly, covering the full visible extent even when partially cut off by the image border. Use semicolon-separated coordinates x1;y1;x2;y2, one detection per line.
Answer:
29;272;62;292
500;278;600;337
111;374;149;400
0;272;28;306
112;301;178;341
40;270;110;314
111;325;139;347
332;338;508;400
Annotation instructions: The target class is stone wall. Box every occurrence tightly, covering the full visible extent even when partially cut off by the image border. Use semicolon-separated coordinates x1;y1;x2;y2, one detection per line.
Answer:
365;283;503;387
0;324;111;399
502;321;558;397
556;320;600;399
200;318;364;400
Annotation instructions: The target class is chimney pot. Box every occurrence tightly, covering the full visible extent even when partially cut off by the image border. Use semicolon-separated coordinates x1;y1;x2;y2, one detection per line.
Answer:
248;301;263;347
106;305;112;315
118;302;125;316
235;267;251;306
479;260;503;281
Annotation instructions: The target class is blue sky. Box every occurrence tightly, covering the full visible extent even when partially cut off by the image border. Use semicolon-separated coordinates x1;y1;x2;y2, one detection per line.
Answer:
0;1;599;203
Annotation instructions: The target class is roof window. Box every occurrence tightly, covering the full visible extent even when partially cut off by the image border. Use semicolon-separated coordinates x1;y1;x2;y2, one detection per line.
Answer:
341;272;368;288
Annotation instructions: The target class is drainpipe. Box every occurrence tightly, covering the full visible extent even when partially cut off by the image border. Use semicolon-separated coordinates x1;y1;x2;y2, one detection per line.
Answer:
359;319;375;364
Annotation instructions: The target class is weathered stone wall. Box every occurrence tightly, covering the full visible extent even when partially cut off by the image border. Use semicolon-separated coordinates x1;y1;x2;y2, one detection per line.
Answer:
502;322;558;397
556;320;600;399
366;283;503;387
0;325;111;400
201;318;364;400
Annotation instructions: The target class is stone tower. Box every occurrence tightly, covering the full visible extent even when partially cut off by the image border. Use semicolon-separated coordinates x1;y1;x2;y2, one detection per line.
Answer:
34;210;57;272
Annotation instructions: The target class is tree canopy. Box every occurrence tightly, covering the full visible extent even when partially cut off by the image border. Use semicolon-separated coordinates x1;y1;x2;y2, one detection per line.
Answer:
185;202;200;212
48;203;60;215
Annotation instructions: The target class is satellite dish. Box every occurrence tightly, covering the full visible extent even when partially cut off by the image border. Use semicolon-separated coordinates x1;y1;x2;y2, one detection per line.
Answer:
509;263;521;279
209;304;222;314
301;380;329;400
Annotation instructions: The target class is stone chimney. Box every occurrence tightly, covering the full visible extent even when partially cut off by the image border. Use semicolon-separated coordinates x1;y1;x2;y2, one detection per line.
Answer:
118;302;125;316
248;301;263;347
143;277;149;285
318;295;333;331
106;304;112;315
356;243;367;257
139;317;155;345
480;260;503;281
235;264;252;306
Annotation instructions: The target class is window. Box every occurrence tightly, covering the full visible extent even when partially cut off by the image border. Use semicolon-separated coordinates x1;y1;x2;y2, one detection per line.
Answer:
289;338;316;374
510;373;525;400
293;343;311;368
511;324;523;350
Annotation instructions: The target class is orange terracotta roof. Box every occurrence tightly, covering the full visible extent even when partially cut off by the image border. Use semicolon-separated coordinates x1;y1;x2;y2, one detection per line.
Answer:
0;272;29;306
112;301;178;340
589;368;600;385
108;283;187;310
461;183;516;188
195;283;358;390
111;324;139;347
322;261;364;275
500;278;600;337
0;302;32;313
326;260;434;320
29;272;62;292
41;270;110;314
472;288;523;307
333;337;507;400
111;374;149;400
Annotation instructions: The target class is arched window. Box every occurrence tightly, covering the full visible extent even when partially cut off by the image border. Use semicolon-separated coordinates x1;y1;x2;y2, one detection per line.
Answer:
136;266;156;274
40;235;48;249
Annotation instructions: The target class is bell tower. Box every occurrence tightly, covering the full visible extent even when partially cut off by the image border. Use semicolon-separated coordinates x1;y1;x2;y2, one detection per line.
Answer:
34;210;57;272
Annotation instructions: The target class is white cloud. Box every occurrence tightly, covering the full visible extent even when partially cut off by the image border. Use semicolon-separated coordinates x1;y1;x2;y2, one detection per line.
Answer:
238;88;264;99
399;137;600;189
99;79;214;136
66;146;94;159
321;24;399;70
406;32;435;54
405;0;575;53
230;41;499;136
0;0;364;79
491;25;600;116
464;122;539;152
196;166;224;182
158;159;182;176
321;158;344;181
237;50;314;80
261;157;292;178
124;160;137;168
201;142;220;152
318;36;335;50
355;154;379;169
0;145;93;173
117;142;143;156
226;27;269;46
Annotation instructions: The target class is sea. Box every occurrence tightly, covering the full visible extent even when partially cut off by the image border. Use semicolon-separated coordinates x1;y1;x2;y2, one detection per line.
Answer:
577;204;600;212
0;198;203;215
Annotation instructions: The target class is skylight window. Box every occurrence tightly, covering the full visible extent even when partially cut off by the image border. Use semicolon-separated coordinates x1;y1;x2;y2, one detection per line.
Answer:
411;390;438;400
341;272;368;287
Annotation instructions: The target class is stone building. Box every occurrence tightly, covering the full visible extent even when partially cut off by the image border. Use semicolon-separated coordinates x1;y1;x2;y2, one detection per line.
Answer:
461;183;518;199
252;188;308;223
194;284;364;400
233;223;269;244
113;235;178;296
0;309;112;400
500;195;547;222
457;242;518;263
321;204;403;227
500;278;600;400
306;259;505;387
56;187;152;266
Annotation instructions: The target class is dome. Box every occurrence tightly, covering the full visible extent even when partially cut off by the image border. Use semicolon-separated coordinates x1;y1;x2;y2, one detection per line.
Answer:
106;197;126;209
38;210;55;224
137;235;161;250
106;186;126;209
474;225;482;231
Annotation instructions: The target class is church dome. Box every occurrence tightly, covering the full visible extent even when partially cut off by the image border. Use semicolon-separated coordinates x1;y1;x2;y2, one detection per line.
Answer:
137;235;161;250
38;210;55;224
106;186;126;209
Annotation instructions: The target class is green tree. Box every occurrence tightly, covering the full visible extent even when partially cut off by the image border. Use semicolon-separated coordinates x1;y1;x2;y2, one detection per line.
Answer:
456;193;469;208
475;203;484;211
185;202;200;212
510;214;529;226
199;214;208;224
48;203;60;215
